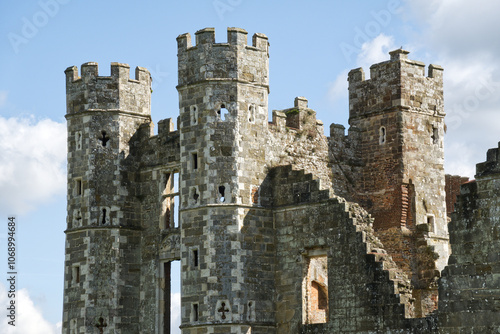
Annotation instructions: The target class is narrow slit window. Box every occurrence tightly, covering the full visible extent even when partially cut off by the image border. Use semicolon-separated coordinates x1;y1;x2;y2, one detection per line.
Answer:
427;215;435;233
192;152;198;170
75;131;82;150
192;187;199;203
192;303;199;322
191;105;198;125
218;186;225;203
249;105;255;123
72;265;80;284
75;179;82;196
379;126;386;145
432;126;439;144
101;208;107;225
247;301;256;321
192;249;199;268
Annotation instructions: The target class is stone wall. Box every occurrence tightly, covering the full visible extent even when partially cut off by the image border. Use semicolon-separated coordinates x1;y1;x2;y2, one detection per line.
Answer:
438;142;500;333
269;165;435;333
445;174;470;217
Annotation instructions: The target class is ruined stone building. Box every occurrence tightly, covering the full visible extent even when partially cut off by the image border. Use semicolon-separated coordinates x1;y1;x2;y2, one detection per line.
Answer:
62;27;500;333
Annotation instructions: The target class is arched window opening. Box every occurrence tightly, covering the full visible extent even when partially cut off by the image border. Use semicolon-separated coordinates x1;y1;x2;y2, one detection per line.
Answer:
218;104;229;121
218;186;225;203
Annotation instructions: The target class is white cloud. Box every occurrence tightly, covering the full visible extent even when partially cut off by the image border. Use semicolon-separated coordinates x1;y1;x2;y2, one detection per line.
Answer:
405;0;500;58
357;34;396;72
171;292;181;333
400;0;500;177
0;283;59;333
327;69;349;104
0;116;67;215
327;34;396;103
0;91;7;108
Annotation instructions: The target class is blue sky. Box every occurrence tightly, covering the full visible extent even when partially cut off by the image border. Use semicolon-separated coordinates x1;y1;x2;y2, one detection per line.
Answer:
1;0;500;332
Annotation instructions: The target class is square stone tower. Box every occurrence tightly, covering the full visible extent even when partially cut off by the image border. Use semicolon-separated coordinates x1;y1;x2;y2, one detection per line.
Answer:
347;49;448;316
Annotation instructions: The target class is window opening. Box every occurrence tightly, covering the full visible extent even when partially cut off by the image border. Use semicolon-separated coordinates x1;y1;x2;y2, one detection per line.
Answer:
72;265;80;284
249;105;255;123
218;104;229;121
173;173;179;227
218;186;225;203
191;105;198;125
76;179;82;196
164;173;171;194
75;131;82;150
303;253;328;324
161;172;179;229
101;208;107;225
379;126;386;145
162;262;171;334
98;131;110;147
312;281;328;310
247;301;256;321
192;152;198;170
164;207;171;228
192;303;199;322
192;188;199;203
192;249;199;268
427;215;435;233
432;126;439;144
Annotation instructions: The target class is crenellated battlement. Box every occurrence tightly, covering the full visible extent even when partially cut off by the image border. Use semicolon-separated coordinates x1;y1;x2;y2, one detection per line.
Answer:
177;27;268;51
476;141;500;177
176;27;269;88
348;49;444;120
65;62;151;116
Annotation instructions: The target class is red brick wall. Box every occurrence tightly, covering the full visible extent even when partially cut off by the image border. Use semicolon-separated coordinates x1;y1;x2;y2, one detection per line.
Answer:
445;174;469;216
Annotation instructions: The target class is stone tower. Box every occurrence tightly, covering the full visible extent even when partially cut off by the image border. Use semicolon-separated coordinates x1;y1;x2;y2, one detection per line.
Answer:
347;49;449;316
176;27;275;333
63;63;151;332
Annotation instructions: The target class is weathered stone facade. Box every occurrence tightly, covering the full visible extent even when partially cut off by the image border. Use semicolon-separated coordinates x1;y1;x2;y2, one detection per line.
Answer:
62;27;500;333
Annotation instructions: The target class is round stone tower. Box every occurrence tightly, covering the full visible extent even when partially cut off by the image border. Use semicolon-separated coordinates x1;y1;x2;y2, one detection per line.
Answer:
63;63;151;333
176;27;275;333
